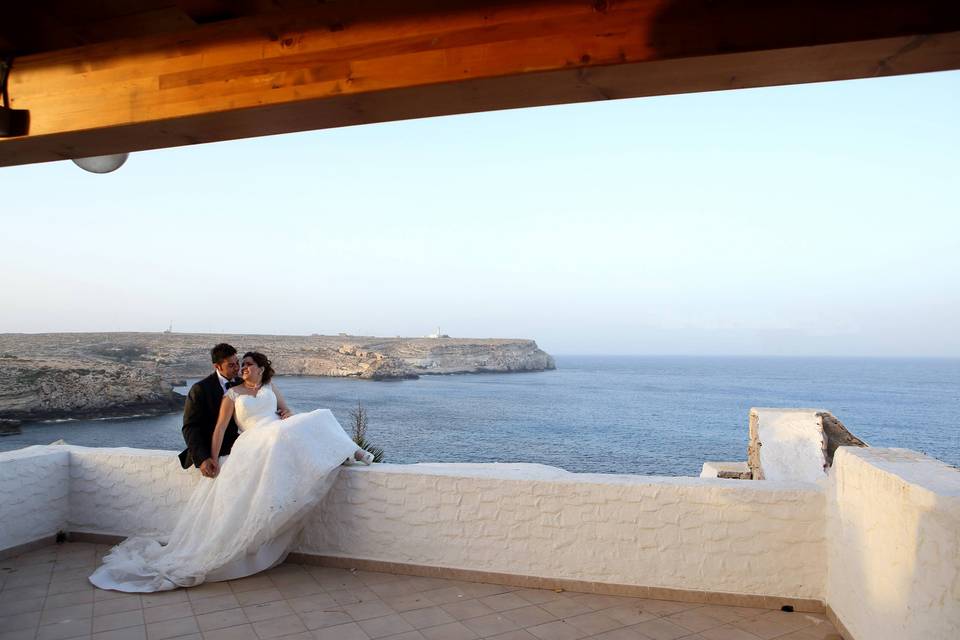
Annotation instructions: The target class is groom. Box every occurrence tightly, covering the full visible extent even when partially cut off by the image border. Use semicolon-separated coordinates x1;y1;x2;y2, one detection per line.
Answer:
178;343;242;478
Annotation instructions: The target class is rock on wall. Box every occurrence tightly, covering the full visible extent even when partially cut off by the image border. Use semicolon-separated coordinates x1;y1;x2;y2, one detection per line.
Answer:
826;448;960;640
0;446;69;549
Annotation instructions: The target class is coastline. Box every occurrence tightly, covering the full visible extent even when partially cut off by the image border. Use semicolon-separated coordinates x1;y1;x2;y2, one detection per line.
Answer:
1;332;555;423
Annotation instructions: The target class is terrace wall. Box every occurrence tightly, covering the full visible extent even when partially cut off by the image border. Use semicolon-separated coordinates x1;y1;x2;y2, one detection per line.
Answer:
826;448;960;640
0;446;69;552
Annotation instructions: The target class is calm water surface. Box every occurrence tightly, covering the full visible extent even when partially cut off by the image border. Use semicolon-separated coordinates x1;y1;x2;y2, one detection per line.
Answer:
3;356;958;476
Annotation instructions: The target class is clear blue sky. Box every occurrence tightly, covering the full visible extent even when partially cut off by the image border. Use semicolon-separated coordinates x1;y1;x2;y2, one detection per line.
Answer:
2;71;958;356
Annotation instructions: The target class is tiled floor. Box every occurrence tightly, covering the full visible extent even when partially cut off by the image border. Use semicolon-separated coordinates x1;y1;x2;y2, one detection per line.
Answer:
1;543;842;640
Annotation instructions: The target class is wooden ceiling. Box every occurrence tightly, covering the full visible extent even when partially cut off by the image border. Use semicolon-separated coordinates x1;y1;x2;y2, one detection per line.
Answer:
1;1;958;167
0;1;334;57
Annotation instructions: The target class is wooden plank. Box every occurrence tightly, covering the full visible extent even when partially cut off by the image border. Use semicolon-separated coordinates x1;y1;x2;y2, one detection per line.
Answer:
2;0;959;166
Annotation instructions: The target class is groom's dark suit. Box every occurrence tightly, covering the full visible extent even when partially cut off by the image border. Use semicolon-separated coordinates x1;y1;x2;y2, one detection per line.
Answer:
178;373;241;469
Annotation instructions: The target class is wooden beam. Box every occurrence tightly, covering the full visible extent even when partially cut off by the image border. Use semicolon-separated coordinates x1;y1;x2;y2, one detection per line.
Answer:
2;0;959;167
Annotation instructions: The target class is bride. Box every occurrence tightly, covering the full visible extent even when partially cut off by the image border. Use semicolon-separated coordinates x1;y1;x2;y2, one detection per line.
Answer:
89;351;373;592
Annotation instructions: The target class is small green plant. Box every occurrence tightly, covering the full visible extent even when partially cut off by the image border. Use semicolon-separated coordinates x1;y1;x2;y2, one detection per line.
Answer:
350;401;385;463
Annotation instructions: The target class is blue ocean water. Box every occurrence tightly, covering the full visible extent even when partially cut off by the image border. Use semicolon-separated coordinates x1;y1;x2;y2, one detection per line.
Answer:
3;356;958;476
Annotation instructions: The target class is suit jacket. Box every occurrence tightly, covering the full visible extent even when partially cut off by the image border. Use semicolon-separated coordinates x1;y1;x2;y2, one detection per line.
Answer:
178;372;241;469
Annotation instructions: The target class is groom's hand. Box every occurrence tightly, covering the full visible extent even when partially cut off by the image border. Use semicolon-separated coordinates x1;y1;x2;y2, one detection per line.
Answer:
200;458;219;478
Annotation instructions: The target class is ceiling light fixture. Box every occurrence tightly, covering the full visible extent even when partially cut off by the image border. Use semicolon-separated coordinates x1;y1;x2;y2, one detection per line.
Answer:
72;153;129;174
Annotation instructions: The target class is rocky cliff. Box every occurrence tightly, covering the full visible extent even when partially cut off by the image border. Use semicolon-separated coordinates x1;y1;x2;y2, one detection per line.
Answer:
0;356;185;422
1;333;555;422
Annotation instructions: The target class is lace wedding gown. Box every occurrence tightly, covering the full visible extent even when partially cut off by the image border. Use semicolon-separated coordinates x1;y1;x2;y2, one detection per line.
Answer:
89;386;359;592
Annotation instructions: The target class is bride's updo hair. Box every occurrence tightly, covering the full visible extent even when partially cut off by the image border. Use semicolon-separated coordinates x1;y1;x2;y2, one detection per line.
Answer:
243;351;275;384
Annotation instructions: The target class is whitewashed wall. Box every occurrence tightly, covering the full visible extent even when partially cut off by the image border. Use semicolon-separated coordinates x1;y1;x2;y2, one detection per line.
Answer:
36;447;827;600
0;446;70;550
826;448;960;640
302;463;827;599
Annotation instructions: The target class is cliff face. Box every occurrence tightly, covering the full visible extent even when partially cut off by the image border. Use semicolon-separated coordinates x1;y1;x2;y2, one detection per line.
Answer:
0;357;185;421
1;333;555;421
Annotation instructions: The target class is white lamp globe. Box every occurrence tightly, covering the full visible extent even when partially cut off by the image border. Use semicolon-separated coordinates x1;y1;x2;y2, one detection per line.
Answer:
72;153;129;174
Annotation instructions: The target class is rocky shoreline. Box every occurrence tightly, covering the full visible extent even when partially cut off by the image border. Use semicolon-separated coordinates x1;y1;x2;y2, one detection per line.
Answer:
1;332;555;423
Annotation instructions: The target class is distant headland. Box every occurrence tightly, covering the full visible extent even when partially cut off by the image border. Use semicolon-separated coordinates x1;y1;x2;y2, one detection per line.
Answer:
0;332;555;424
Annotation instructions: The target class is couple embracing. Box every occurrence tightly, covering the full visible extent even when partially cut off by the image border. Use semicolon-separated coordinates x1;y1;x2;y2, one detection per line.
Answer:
90;343;373;592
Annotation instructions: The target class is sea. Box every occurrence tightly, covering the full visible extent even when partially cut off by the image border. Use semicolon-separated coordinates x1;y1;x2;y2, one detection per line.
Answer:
2;356;958;476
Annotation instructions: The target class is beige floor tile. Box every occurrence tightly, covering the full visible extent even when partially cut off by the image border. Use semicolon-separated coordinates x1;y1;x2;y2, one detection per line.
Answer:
380;595;434;614
191;595;241;616
440;599;495;621
251;614;309;639
601;605;657;627
186;584;233;603
46;591;96;609
343;600;395;622
285;593;338;614
418;621;478;640
421;587;470;606
698;625;764;640
328;591;364;607
242;600;293;623
311;622;370;640
141;592;189;609
665;609;728;633
525;620;588;640
145;616;199;640
200;623;259;640
563;611;622;635
0;584;50;603
196;609;249;632
234;589;283;607
92;610;145;633
94;596;143;617
628;618;691;640
485;632;538;640
538;598;593;619
461;612;522;637
568;595;634;612
0;629;37;640
398;606;455;629
227;577;274;595
4;570;52;589
37;618;94;640
589;629;649;640
368;581;420;600
42;603;94;625
479;593;530;613
633;600;699;617
49;577;96;597
276;580;326;600
143;603;194;624
92;626;148;640
731;613;808;640
1;609;42;631
298;609;353;630
511;590;565;607
379;632;424;640
501;605;557;628
0;595;45;615
357;614;415;639
694;607;749;624
351;572;402;588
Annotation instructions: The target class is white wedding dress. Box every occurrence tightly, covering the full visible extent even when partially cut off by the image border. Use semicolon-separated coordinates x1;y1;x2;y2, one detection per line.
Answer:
89;385;359;592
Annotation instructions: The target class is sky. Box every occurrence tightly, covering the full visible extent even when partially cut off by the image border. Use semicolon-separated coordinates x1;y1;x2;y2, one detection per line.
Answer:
1;71;958;357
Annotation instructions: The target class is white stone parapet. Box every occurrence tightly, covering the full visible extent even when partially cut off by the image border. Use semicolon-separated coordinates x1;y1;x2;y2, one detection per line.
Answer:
1;443;957;639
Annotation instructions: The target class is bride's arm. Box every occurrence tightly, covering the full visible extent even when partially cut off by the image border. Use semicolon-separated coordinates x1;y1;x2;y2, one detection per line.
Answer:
272;383;293;419
209;395;236;470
